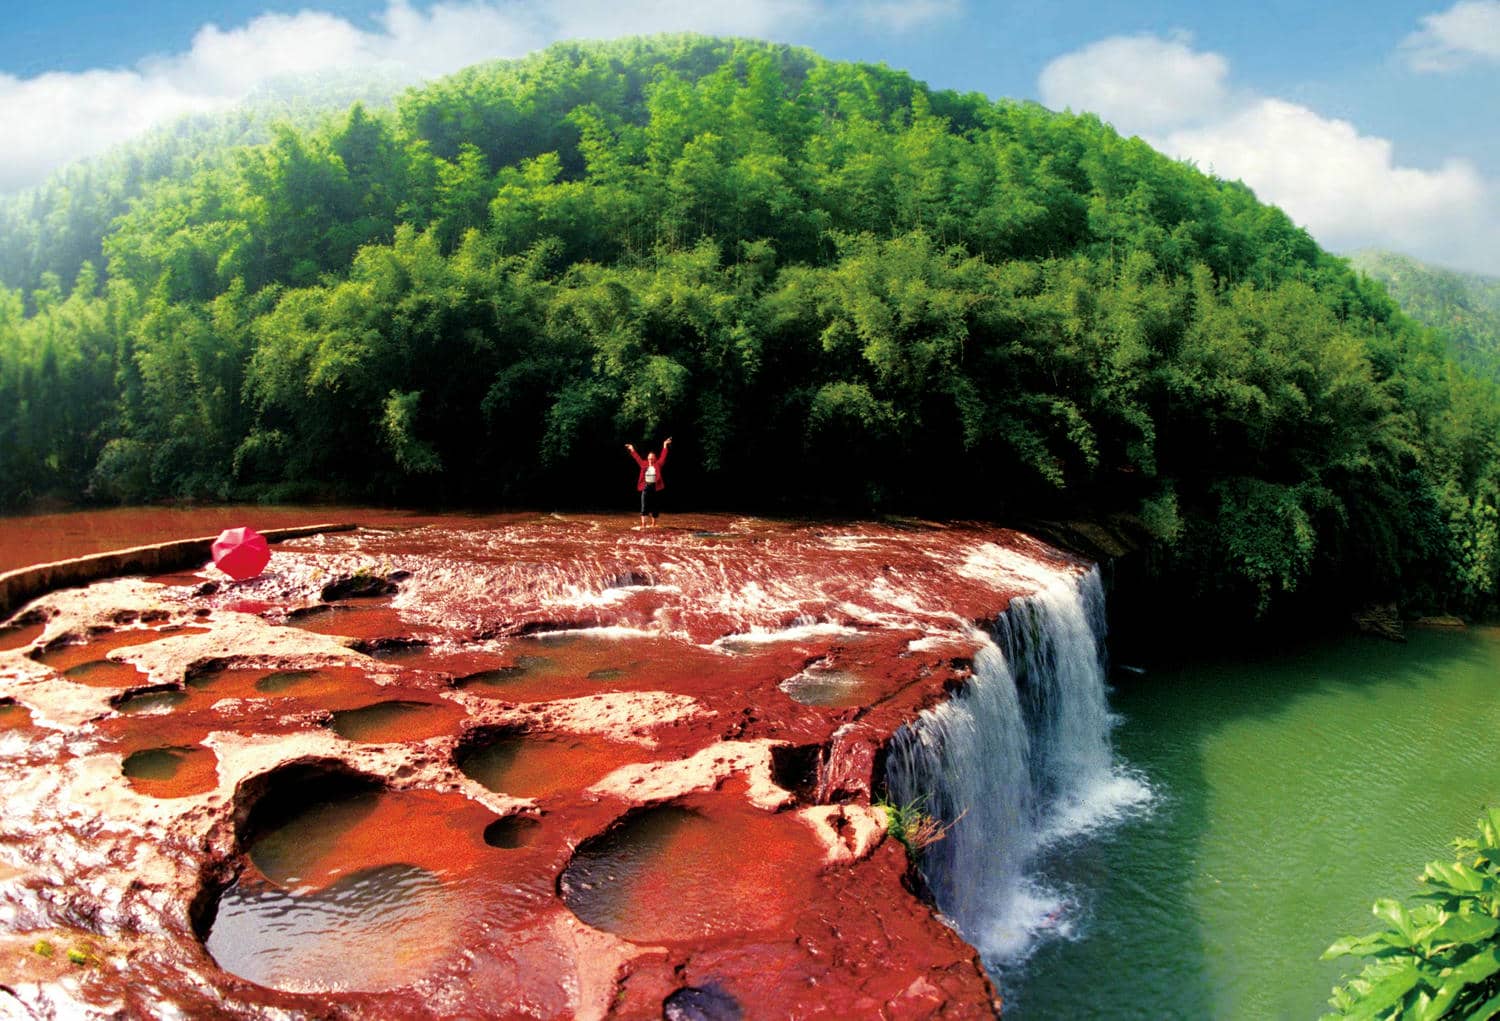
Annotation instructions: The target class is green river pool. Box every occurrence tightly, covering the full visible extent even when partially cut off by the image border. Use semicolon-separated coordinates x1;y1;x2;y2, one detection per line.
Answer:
1004;625;1500;1019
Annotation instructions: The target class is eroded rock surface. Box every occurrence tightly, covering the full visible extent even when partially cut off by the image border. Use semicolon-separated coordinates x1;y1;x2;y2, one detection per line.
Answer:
0;513;1087;1019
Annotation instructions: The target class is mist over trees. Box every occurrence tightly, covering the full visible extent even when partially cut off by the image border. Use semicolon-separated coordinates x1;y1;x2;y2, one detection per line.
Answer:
1350;249;1500;383
1;35;1497;621
0;70;408;301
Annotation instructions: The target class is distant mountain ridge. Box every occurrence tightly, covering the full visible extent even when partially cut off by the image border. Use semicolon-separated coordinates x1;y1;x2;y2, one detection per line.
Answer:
1350;249;1500;381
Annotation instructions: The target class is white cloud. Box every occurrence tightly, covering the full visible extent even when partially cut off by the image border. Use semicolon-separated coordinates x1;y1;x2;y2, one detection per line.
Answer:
1401;0;1500;72
543;0;822;43
0;70;228;193
850;1;964;34
1038;32;1231;135
1038;33;1500;276
0;0;957;194
1166;100;1491;264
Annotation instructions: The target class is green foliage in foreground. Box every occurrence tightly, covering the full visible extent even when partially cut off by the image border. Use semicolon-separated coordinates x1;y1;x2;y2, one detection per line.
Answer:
1;35;1499;621
1323;808;1500;1020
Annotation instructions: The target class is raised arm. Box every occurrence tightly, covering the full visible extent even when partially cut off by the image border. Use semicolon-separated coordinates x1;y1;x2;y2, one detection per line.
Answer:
625;443;645;467
658;437;672;466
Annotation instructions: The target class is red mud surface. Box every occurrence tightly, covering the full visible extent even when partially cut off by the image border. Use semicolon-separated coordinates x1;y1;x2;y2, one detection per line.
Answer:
0;512;1088;1019
0;505;438;573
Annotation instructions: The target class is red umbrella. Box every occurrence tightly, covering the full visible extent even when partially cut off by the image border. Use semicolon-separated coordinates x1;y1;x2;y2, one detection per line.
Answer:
211;526;270;581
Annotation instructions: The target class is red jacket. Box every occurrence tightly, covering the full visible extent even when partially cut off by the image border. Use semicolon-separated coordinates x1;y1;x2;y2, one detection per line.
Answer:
630;444;668;491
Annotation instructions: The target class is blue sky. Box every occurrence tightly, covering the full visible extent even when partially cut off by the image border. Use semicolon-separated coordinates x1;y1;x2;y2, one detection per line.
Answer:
1;0;1497;274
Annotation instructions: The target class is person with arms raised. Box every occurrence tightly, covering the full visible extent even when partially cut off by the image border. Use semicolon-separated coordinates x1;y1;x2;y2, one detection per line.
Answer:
625;437;672;530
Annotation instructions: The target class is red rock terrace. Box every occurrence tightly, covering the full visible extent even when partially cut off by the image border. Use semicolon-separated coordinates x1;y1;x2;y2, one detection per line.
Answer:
0;513;1092;1019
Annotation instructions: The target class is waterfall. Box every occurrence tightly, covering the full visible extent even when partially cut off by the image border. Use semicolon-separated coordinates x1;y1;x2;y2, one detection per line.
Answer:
884;565;1149;964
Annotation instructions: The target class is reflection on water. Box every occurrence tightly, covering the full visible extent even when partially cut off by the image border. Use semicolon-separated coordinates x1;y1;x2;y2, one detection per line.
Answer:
249;791;385;889
458;732;644;799
1006;628;1500;1019
287;603;412;642
458;656;551;693
184;665;377;708
254;669;320;693
483;815;543;849
205;864;460;993
454;636;660;701
778;666;869;707
205;785;499;992
122;745;218;798
558;801;820;943
328;700;459;743
116;689;188;714
0;620;45;652
64;659;147;687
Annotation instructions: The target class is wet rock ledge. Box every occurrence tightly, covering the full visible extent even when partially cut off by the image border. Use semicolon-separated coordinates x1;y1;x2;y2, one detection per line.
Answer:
0;513;1087;1019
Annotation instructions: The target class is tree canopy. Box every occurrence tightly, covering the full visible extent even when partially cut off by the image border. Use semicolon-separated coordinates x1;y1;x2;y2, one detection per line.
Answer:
1350;249;1500;383
2;34;1497;622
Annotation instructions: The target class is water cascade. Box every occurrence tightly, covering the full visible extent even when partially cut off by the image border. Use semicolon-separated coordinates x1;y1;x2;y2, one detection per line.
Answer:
885;565;1150;967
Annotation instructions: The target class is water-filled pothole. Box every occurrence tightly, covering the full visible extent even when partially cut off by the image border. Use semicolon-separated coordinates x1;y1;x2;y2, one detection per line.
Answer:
63;659;148;687
34;626;206;673
778;667;871;707
328;700;464;743
664;984;745;1020
186;665;377;707
458;665;527;687
457;731;645;799
558;799;821;943
254;669;321;693
204;780;502;993
207;863;450;993
454;635;680;701
0;619;46;652
115;688;189;714
483;815;543;849
0;700;33;731
287;603;413;642
456;656;554;698
122;745;218;798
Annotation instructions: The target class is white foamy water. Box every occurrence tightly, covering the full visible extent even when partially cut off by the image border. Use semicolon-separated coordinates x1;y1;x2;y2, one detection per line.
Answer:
315;520;1060;644
884;565;1152;973
709;621;861;651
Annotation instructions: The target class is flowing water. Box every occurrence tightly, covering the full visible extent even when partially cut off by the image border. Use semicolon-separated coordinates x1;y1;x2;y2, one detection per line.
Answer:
884;567;1152;974
990;626;1500;1018
883;570;1500;1018
15;506;1496;1016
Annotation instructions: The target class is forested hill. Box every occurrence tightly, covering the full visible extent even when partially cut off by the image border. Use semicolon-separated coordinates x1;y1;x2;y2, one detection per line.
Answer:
2;34;1498;621
1350;250;1500;382
0;70;408;299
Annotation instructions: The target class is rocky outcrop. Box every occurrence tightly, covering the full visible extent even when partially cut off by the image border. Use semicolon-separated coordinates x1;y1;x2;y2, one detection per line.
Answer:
0;513;1090;1018
0;523;354;619
1353;602;1407;642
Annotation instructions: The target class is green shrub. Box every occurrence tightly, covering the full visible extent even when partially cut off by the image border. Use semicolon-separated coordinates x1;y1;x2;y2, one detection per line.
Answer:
876;795;960;860
1323;807;1500;1019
